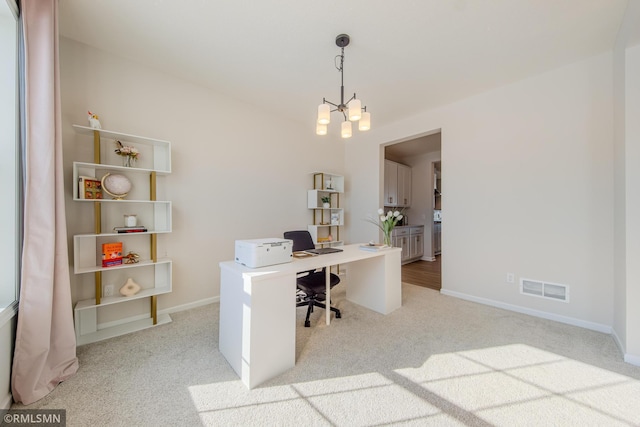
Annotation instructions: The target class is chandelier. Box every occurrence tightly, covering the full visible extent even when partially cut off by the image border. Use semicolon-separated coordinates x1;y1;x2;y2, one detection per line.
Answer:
316;34;371;138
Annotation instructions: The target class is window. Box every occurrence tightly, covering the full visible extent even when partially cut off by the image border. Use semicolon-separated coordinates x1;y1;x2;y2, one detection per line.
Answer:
0;0;20;312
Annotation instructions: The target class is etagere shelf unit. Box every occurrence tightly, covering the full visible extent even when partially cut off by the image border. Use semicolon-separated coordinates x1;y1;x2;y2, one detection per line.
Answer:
71;124;173;345
307;172;344;247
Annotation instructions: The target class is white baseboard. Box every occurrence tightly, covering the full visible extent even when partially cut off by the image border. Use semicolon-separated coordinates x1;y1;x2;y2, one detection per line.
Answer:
624;353;640;366
1;392;11;410
612;328;625;356
159;297;219;315
422;256;436;262
0;301;19;328
612;328;640;367
440;289;612;334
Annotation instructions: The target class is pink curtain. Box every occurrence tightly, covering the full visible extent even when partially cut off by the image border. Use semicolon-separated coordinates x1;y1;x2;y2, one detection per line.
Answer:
12;0;78;405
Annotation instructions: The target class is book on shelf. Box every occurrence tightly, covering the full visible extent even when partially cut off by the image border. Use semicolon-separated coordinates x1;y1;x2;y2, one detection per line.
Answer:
101;242;123;267
113;226;148;233
78;176;103;200
359;243;392;252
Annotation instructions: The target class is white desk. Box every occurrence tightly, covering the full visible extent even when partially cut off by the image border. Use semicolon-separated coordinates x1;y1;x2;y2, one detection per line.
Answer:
218;244;402;389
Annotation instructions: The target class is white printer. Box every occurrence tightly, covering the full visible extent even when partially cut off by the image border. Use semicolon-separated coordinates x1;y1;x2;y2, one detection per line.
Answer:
235;238;293;268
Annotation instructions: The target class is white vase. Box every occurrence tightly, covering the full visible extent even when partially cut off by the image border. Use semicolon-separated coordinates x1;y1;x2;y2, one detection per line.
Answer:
323;202;330;208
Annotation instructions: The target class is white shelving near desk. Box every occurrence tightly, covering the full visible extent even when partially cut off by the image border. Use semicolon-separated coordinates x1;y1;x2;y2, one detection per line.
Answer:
307;173;345;247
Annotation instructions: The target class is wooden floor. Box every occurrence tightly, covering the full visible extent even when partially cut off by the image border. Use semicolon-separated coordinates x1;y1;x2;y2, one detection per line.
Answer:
401;255;441;291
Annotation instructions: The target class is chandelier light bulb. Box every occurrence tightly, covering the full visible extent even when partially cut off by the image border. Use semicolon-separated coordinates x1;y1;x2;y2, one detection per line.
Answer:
317;104;330;125
358;111;371;131
341;121;352;138
348;99;362;121
316;123;327;135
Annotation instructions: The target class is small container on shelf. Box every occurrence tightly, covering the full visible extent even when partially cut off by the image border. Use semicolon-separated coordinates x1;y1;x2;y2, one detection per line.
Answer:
124;214;137;227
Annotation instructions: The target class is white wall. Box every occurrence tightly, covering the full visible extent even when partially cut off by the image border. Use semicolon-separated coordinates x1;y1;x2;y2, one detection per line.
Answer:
612;0;640;365
0;312;16;409
624;43;640;360
60;39;345;322
613;8;628;357
347;52;615;332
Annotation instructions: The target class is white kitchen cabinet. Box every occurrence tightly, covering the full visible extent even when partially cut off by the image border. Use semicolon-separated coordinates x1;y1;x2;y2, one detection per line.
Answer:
384;160;398;206
392;225;424;264
398;163;412;207
409;226;424;259
384;160;411;207
392;227;410;263
71;125;173;345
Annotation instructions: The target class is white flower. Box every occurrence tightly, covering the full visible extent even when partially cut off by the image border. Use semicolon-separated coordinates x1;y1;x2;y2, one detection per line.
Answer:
365;208;406;239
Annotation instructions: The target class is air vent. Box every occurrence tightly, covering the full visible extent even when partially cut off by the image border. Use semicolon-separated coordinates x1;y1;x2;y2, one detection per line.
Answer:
520;278;569;302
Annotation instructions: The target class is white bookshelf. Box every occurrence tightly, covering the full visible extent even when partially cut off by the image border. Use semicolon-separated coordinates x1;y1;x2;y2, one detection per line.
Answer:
70;125;173;345
307;172;344;247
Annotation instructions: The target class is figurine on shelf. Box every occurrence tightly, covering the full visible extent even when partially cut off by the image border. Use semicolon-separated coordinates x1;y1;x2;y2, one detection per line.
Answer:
88;111;102;129
325;177;333;190
120;278;141;297
124;251;140;264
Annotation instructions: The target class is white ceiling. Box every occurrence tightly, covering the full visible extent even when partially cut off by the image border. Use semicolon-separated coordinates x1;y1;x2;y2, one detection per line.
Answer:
59;0;633;133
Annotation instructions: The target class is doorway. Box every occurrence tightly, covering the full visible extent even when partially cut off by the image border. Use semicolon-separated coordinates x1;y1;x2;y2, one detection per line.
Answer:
383;131;442;290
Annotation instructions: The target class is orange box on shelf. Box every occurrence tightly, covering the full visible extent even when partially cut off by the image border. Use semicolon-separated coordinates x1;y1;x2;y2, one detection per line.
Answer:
78;176;103;199
101;242;123;267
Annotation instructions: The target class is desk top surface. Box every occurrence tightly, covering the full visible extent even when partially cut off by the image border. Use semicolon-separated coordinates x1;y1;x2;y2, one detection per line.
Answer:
220;243;401;277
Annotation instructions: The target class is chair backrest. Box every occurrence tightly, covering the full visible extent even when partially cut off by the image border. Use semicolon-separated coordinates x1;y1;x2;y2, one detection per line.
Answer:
284;230;315;252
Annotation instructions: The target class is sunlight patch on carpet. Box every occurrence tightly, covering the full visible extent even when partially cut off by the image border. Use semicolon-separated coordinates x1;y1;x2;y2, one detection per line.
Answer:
395;343;640;426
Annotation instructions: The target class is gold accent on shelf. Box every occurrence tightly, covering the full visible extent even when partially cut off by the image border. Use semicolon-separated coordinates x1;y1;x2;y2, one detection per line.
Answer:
93;130;102;305
95;271;102;305
151;234;157;262
313;172;324;190
149;170;158;257
150;171;157;201
151;295;157;325
93;130;100;164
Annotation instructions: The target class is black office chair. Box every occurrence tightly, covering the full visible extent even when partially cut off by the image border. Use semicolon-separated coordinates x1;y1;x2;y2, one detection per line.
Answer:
284;230;341;327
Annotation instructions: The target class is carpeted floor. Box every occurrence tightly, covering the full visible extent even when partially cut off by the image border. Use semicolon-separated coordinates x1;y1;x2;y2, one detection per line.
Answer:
11;283;640;426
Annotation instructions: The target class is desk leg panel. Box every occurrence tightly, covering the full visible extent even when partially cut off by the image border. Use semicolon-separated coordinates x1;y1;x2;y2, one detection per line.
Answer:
219;267;296;389
219;268;244;379
346;251;402;315
246;272;296;388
